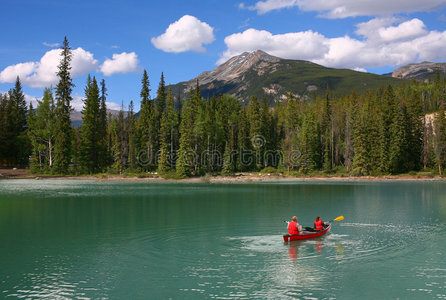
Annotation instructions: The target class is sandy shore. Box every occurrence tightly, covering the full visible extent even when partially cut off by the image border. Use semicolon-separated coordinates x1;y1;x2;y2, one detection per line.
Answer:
1;168;444;183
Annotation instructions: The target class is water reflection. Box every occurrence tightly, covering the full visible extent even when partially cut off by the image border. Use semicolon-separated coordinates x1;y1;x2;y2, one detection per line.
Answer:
1;180;446;299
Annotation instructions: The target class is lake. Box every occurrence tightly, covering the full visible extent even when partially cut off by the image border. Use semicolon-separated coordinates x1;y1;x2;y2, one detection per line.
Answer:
1;179;445;299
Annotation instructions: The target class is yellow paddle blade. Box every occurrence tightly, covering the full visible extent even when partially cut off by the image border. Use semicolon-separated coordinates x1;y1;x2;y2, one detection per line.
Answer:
333;216;344;221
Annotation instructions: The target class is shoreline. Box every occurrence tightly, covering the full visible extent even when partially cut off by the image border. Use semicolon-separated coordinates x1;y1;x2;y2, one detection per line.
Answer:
1;169;444;183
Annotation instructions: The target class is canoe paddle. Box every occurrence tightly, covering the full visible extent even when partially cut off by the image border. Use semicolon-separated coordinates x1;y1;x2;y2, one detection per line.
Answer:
333;216;344;221
284;216;344;223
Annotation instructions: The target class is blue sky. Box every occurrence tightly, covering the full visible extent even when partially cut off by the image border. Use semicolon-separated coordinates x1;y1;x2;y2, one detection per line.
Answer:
1;0;446;111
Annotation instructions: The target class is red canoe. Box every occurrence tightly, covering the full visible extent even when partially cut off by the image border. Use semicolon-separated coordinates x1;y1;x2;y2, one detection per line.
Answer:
283;223;332;242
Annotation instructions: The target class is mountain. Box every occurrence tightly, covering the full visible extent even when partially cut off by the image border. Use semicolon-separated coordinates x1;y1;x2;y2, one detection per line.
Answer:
70;109;123;128
391;62;446;80
170;50;402;104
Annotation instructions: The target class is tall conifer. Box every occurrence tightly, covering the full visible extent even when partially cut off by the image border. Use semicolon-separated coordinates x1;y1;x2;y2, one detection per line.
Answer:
53;37;73;174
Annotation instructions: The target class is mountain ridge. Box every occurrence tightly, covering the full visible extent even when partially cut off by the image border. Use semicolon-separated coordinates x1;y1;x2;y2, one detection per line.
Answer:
391;61;446;80
170;50;402;104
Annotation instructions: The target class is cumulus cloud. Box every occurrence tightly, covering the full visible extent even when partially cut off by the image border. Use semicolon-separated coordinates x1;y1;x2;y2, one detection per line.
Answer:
0;48;98;88
218;18;446;70
100;52;140;76
71;94;123;112
219;28;328;64
241;0;446;18
151;15;215;53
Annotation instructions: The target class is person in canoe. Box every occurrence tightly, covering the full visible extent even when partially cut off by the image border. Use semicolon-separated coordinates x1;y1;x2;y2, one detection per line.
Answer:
314;216;326;231
288;216;303;235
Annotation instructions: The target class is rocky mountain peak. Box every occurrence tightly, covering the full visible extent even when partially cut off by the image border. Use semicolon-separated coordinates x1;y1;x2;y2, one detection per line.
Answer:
392;61;446;79
189;50;282;87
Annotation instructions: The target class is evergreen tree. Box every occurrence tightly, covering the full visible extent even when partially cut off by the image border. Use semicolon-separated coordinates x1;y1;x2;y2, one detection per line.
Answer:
300;111;320;173
98;79;108;170
406;86;423;171
237;108;251;171
158;87;178;173
389;101;409;173
79;75;101;173
27;102;40;172
4;77;29;166
176;85;200;177
344;95;355;171
352;99;369;175
110;108;128;173
434;96;446;175
53;37;73;174
222;141;234;175
137;70;155;170
321;90;332;171
156;72;167;116
281;92;302;172
378;85;396;174
128;101;137;170
247;96;262;169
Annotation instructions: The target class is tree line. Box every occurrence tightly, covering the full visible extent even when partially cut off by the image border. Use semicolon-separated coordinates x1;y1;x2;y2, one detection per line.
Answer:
1;37;446;176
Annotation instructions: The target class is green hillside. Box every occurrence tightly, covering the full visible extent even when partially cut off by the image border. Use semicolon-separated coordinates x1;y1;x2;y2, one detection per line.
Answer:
171;58;404;104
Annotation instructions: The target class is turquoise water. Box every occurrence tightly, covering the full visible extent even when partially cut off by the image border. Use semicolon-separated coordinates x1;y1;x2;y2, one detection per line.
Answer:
0;179;445;299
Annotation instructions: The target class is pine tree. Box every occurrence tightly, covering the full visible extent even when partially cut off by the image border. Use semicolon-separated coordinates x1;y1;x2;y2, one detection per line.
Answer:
79;75;101;173
156;72;167;116
98;79;108;170
260;96;272;168
137;70;155;170
176;85;200;177
352;100;369;175
27;102;40;172
406;86;423;171
128;101;137;170
377;85;396;174
5;77;29;166
389;101;409;173
300;111;320;173
321;90;332;172
53;37;73;174
158;87;178;173
434;95;446;175
344;95;355;172
281;92;302;172
110;108;128;173
222;141;234;175
247;96;262;169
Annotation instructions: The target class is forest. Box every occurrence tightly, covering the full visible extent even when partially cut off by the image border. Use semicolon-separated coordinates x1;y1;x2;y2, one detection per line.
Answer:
1;37;446;177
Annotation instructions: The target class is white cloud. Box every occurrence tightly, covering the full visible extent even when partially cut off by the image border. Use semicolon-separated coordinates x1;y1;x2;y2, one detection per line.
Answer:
219;18;446;70
100;52;140;76
43;42;60;47
241;0;298;14
219;28;328;64
151;15;215;53
71;94;122;112
242;0;446;18
0;48;98;88
0;62;36;83
106;101;124;111
378;18;427;42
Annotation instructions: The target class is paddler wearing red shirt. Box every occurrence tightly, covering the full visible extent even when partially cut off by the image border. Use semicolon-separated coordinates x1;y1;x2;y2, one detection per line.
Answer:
287;216;302;235
314;216;325;231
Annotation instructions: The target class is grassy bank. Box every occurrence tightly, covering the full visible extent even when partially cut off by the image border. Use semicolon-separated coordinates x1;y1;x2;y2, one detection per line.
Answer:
1;167;444;182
